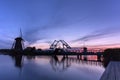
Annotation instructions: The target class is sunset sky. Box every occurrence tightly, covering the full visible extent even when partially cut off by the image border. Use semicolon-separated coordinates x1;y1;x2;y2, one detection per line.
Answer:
0;0;120;49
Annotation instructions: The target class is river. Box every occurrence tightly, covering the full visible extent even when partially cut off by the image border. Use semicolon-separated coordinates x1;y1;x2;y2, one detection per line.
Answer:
0;54;105;80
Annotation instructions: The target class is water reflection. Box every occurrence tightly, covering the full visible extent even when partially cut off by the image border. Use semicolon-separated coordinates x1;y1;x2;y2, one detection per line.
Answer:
50;55;103;72
0;54;104;80
10;55;37;69
10;55;23;68
50;55;71;72
1;51;119;80
11;55;103;71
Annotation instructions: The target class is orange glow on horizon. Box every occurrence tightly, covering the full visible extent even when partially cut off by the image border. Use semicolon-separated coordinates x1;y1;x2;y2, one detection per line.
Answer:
28;41;120;50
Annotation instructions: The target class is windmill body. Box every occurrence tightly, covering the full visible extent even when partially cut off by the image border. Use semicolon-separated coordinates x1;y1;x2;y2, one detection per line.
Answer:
12;29;24;51
14;37;24;51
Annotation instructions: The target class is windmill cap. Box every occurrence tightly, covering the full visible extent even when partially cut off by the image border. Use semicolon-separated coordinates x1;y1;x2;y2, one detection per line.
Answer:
15;37;23;40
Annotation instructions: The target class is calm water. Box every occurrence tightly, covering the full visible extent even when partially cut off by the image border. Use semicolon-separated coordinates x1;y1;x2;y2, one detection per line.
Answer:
0;54;105;80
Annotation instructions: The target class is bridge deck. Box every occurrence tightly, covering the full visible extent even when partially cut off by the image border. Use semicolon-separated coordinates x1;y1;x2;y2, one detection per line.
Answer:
50;52;103;55
100;61;120;80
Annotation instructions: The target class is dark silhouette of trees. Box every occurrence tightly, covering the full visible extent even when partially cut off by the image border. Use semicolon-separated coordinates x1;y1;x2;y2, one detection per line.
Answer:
103;48;120;67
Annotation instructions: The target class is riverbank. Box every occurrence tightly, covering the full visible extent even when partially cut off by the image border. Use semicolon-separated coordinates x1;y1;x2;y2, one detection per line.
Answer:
100;61;120;80
103;48;120;67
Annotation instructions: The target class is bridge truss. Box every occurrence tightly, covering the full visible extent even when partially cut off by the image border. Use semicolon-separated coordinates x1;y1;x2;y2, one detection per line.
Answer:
50;40;71;49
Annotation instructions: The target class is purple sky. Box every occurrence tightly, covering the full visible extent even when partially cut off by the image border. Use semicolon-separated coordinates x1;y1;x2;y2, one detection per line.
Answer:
0;0;120;49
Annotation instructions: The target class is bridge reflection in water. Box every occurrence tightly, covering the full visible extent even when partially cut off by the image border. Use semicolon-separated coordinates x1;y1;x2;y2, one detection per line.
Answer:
50;55;102;71
0;54;104;80
9;54;120;80
11;54;103;71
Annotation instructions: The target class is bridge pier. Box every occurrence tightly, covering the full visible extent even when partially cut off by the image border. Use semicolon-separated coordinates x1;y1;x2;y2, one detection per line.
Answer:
63;55;68;58
77;55;82;60
77;55;79;59
83;55;87;61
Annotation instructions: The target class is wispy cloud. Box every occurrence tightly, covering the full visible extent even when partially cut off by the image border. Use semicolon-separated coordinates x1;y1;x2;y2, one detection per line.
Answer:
23;27;45;42
0;38;12;49
23;17;88;44
73;27;120;42
86;43;120;49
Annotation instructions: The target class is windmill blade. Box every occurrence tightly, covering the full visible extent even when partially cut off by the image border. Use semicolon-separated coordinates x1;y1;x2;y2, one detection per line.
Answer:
20;28;23;38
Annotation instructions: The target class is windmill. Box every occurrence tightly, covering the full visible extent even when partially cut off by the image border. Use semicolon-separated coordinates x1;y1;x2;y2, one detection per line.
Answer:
11;28;25;51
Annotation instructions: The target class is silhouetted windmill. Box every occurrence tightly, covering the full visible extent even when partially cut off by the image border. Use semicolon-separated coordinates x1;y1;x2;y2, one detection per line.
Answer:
11;28;24;51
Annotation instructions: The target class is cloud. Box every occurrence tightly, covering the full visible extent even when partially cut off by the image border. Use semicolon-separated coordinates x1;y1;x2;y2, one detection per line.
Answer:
23;16;88;44
21;0;90;44
44;41;53;44
73;27;120;42
0;39;13;49
86;43;120;49
23;28;44;42
21;0;65;43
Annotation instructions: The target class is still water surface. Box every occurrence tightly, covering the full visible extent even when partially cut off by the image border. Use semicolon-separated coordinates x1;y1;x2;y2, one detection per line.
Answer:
0;54;104;80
